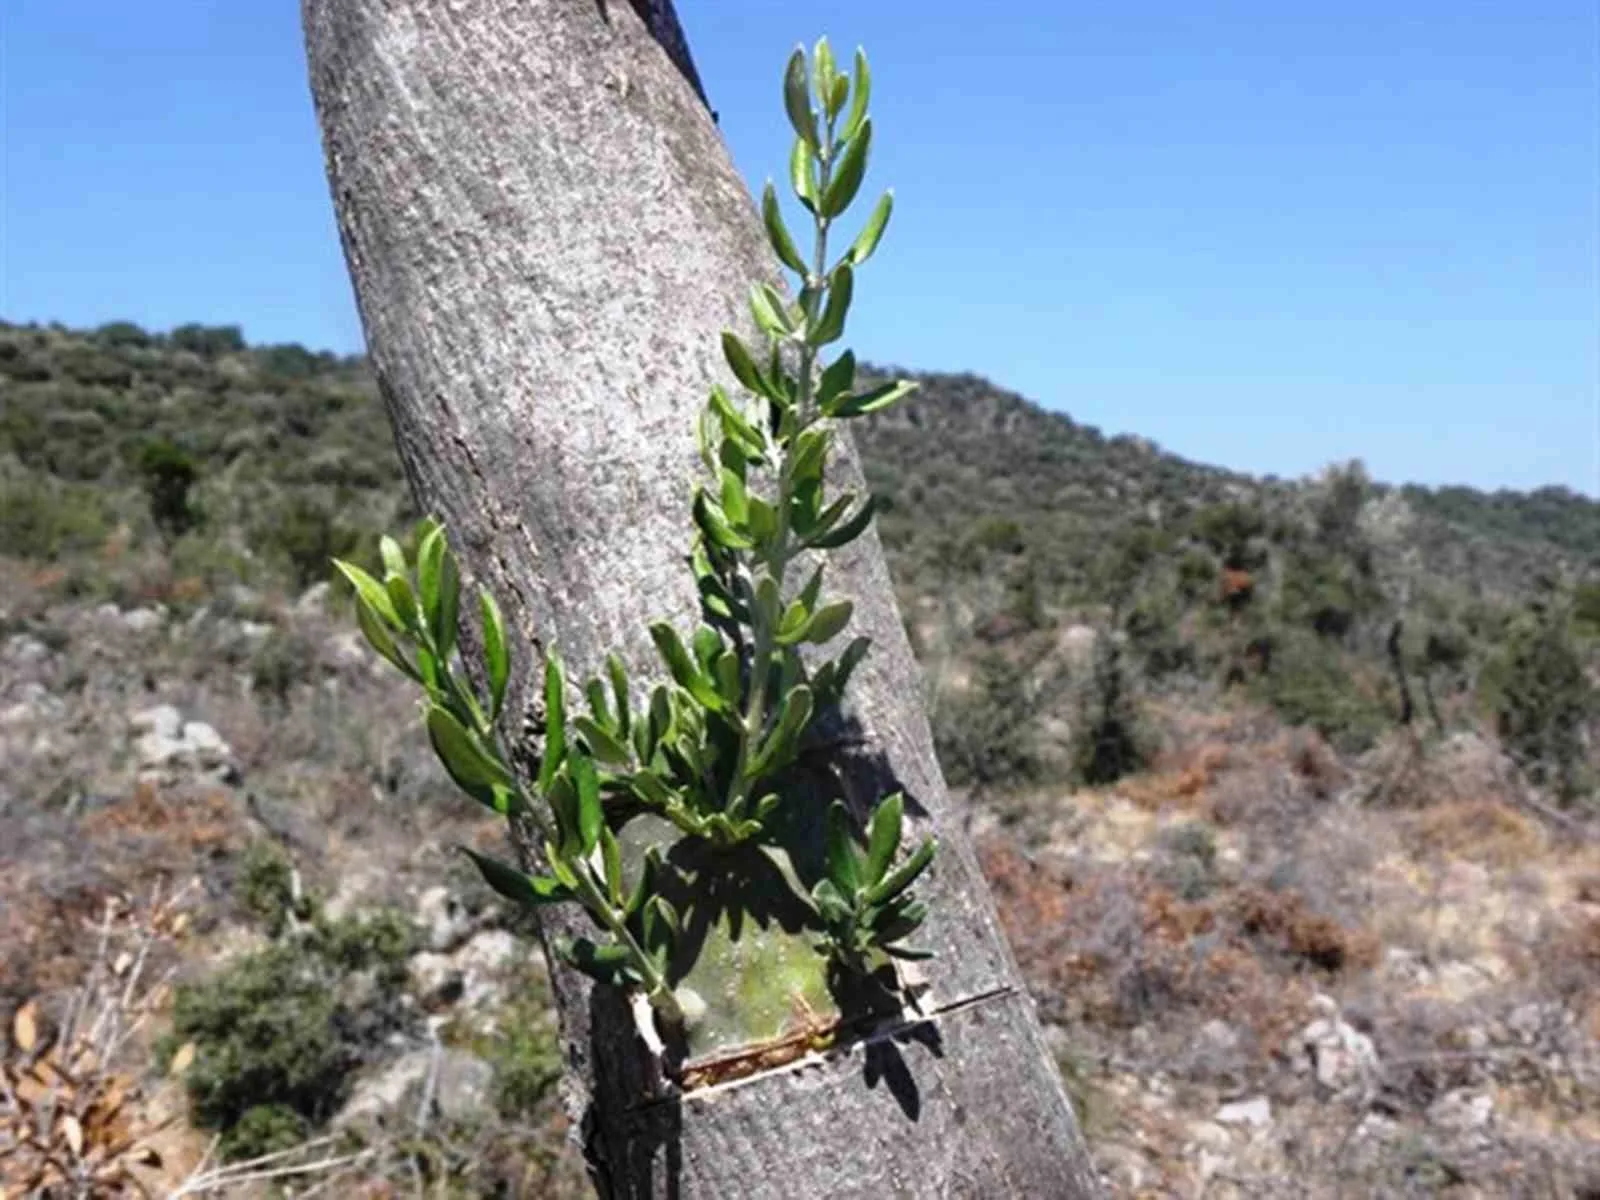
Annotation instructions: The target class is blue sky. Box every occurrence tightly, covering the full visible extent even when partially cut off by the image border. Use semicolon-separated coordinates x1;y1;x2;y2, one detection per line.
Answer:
2;2;1596;495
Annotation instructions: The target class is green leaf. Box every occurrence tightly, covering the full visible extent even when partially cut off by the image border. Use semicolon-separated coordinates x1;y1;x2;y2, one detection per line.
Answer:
694;490;756;552
825;801;862;896
721;331;768;397
822;118;871;218
789;426;829;485
762;181;808;274
809;264;853;346
797;564;826;614
818;351;856;409
782;46;816;147
754;575;781;628
548;774;581;859
432;546;460;663
625;845;663;917
751;685;813;777
812;37;836;115
830;636;872;697
427;705;516;813
832;378;918;419
776;598;811;645
872;900;928;945
808;494;877;550
538;653;567;794
416;524;445;622
747;494;778;541
714;649;742;709
842;47;871;144
749;283;794;339
600;825;625;907
865;836;936;907
864;792;904;888
719;468;749;527
379;535;408;581
352;588;410;677
479;589;510;720
560;937;633;986
847;191;893;266
790;135;819;212
584;678;612;730
573;715;631;766
827;72;850;122
385;572;420;635
811;878;851;924
804;599;853;645
546;845;580;891
651;622;698;693
606;653;632;741
460;847;572;907
334;560;402;629
708;385;765;456
571;753;602;856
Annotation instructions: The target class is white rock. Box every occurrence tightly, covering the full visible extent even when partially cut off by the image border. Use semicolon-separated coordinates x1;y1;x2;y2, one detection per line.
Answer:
1299;1011;1379;1099
417;886;477;953
1215;1095;1272;1128
4;635;51;665
409;952;465;1010
121;607;165;634
131;704;184;738
295;581;332;616
1428;1088;1493;1132
182;720;230;764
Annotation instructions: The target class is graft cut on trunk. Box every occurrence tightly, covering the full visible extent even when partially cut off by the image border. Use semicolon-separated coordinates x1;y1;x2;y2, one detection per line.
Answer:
302;1;1101;1194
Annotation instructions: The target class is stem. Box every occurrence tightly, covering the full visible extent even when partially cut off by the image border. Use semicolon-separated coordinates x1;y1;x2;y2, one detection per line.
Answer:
572;867;683;1024
726;116;836;817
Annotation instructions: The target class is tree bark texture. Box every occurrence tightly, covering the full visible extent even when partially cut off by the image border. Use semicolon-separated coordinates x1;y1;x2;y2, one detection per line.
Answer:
302;2;1100;1196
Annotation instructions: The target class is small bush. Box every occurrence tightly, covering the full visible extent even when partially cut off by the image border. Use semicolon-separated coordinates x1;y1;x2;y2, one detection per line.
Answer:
137;438;200;543
1070;633;1150;786
0;477;111;561
1487;593;1593;805
236;839;297;936
166;868;418;1158
1155;821;1220;901
932;653;1043;790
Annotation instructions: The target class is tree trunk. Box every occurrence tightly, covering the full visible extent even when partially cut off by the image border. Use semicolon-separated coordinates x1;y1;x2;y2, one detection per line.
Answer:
302;2;1101;1195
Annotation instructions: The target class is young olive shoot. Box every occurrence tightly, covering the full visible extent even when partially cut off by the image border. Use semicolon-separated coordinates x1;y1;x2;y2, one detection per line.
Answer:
335;38;935;1036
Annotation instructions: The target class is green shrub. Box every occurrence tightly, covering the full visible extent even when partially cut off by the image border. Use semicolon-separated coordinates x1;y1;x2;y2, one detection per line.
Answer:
0;477;110;561
167;940;350;1138
167;858;419;1158
137;438;200;542
933;653;1043;790
1254;633;1389;755
236;840;298;936
259;495;368;591
1155;821;1219;900
479;969;564;1118
1487;594;1593;805
219;1103;310;1162
1070;633;1151;786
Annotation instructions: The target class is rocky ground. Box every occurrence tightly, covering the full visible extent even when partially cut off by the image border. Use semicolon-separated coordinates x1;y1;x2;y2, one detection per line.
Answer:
2;563;1597;1197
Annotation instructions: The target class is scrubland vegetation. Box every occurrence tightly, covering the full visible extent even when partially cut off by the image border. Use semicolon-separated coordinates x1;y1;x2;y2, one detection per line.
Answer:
2;319;1596;1195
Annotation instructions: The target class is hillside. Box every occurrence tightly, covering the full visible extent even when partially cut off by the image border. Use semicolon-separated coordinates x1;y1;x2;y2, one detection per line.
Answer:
2;318;1598;1195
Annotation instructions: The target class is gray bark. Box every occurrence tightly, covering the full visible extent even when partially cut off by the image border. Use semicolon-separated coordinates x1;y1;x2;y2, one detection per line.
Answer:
302;1;1101;1195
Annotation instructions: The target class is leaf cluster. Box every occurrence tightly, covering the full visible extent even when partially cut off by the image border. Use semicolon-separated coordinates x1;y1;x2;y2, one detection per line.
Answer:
334;40;938;1030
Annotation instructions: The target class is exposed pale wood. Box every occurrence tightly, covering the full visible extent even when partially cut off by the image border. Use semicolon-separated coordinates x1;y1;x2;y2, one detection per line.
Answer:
302;1;1101;1193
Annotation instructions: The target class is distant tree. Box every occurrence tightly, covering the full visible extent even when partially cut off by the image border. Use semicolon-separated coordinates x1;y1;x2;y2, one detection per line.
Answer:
169;323;246;358
1491;588;1593;805
137;439;200;543
1071;631;1150;786
93;320;152;349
